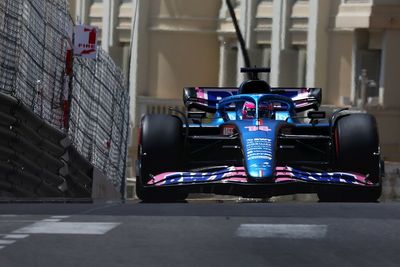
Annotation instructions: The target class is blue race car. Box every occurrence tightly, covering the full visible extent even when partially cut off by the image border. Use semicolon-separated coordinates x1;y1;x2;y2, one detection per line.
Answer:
136;68;383;202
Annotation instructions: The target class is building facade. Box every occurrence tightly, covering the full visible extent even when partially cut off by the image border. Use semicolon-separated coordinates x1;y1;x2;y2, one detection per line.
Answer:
70;0;400;171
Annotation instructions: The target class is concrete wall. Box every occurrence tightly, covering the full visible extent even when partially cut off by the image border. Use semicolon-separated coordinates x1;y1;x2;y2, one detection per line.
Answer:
147;32;219;99
143;0;221;99
131;0;221;100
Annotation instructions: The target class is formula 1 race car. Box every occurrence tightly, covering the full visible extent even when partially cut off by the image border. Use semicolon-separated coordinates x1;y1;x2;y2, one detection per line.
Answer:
136;68;383;202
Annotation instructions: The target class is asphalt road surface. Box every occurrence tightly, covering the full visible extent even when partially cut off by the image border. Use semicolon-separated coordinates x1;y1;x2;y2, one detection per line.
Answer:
0;200;399;267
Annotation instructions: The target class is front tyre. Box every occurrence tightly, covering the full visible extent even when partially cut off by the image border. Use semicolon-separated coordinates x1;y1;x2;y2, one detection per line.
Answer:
318;114;382;202
136;114;188;202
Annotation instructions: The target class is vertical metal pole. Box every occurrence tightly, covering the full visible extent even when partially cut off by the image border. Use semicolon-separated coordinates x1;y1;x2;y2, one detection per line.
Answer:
121;103;129;203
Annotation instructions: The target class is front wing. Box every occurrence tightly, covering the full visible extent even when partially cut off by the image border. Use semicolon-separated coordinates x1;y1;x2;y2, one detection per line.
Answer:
144;166;378;197
148;166;373;186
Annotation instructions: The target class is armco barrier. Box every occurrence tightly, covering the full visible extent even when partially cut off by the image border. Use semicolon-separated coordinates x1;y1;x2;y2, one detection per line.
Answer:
0;93;67;198
0;92;120;201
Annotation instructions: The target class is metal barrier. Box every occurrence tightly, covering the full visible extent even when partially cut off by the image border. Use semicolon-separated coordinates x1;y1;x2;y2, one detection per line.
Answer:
0;92;88;199
0;0;129;199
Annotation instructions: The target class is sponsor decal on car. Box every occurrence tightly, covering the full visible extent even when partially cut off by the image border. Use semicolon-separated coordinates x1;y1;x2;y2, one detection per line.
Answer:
245;126;272;132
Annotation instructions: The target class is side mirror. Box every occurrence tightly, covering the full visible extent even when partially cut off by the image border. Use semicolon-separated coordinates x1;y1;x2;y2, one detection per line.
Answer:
307;111;326;119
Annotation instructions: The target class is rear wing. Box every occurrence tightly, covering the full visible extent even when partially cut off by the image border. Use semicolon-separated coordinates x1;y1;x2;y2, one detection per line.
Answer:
183;87;321;112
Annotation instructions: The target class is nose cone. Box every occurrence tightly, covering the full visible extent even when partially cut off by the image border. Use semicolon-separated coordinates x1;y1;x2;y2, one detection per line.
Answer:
232;119;286;181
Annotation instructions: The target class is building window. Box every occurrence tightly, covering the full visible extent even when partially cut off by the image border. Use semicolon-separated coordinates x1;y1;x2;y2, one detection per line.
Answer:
353;29;382;106
356;49;381;99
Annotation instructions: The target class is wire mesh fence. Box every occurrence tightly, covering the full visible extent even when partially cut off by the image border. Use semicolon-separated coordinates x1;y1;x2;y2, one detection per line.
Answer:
0;0;70;128
70;50;130;188
0;0;129;193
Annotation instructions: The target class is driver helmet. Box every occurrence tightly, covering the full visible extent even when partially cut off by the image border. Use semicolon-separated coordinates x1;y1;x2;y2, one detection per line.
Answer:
242;101;256;119
242;101;274;119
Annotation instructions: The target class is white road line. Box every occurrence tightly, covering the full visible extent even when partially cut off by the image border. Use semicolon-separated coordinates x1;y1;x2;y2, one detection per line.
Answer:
13;222;121;235
236;224;328;239
0;216;72;252
0;240;16;245
50;216;70;219
0;216;120;252
3;234;29;239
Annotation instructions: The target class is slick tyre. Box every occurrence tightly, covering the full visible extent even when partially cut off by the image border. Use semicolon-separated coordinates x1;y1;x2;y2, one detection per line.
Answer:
318;113;382;202
136;114;188;202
